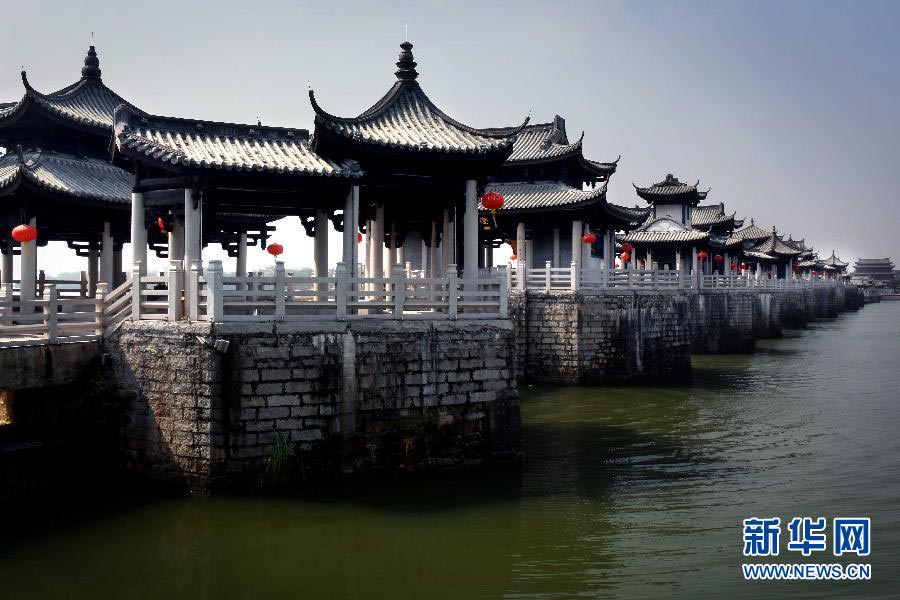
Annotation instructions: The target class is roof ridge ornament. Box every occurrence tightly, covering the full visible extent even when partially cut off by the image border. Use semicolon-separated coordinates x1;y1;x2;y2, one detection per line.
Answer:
81;45;101;79
395;41;418;82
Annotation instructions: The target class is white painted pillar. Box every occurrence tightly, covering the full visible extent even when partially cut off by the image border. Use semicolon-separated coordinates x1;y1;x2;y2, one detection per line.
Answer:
691;246;699;288
130;191;147;277
516;222;526;265
351;187;360;278
364;219;372;278
552;228;560;268
675;249;682;272
464;179;478;280
724;252;730;275
1;249;12;284
388;223;397;270
314;209;329;282
442;208;452;273
342;190;354;274
571;220;582;270
169;214;184;263
236;232;248;277
646;248;653;270
101;221;115;287
184;189;201;267
20;217;37;302
372;204;384;280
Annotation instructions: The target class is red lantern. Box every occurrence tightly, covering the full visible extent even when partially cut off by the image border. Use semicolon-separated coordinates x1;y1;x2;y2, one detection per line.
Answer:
582;232;597;244
481;191;505;211
510;254;518;261
698;251;708;261
357;232;363;243
621;251;631;262
11;224;37;243
621;242;633;253
267;243;284;258
714;254;723;264
615;262;620;268
157;217;167;234
730;261;738;270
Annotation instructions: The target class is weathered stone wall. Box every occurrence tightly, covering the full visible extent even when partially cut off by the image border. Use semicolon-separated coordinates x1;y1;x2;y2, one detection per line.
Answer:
510;290;691;384
513;285;862;384
104;320;519;491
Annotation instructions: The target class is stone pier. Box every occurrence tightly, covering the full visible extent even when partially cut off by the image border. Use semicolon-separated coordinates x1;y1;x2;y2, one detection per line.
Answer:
512;285;862;384
104;320;520;490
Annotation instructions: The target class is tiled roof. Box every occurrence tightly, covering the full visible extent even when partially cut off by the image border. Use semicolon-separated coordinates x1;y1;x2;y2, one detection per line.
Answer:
853;258;893;265
1;47;140;133
481;181;607;211
114;108;361;178
310;42;524;156
634;173;709;204
0;150;131;203
622;216;709;244
796;259;819;268
691;203;740;228
507;116;582;162
731;219;770;242
752;229;803;257
745;251;778;261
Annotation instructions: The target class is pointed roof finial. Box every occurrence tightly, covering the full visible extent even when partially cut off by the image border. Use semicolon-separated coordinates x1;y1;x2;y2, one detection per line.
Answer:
82;45;101;79
395;41;418;82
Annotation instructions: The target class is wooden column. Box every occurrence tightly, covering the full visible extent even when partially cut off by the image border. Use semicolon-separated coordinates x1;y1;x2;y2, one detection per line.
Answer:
236;232;248;277
183;188;201;310
169;214;184;263
430;221;439;278
314;209;329;288
342;187;359;278
553;228;560;268
20;217;37;302
87;247;99;298
442;208;452;273
131;191;147;276
464;179;478;280
372;204;384;280
101;220;115;288
387;223;397;270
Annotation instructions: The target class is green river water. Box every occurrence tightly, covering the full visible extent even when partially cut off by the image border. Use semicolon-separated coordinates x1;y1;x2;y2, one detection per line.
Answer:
1;302;897;599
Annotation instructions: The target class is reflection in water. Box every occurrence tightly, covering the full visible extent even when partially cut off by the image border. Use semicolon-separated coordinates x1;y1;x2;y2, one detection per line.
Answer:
1;304;898;599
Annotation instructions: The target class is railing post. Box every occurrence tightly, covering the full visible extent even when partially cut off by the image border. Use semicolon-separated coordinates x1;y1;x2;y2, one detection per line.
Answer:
405;261;412;279
447;264;458;318
627;268;633;289
207;260;224;322
392;264;405;319
652;267;658;290
38;270;46;298
95;282;108;336
131;263;142;320
274;261;286;319
43;284;58;344
335;262;348;319
188;260;202;321
0;283;10;317
517;259;526;291
167;260;183;321
497;264;508;318
570;261;579;291
544;260;552;291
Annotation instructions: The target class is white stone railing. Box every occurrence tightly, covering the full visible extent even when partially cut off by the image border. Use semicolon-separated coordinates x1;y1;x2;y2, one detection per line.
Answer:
129;260;508;323
0;283;107;348
507;261;843;292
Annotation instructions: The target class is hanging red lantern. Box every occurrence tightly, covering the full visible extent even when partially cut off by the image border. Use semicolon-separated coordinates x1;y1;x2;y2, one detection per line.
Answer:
582;232;597;244
714;254;723;264
11;224;37;243
621;242;633;253
267;243;284;258
698;251;708;261
621;251;631;262
510;254;518;261
357;232;363;243
730;261;738;270
157;217;167;234
615;262;620;268
480;191;505;211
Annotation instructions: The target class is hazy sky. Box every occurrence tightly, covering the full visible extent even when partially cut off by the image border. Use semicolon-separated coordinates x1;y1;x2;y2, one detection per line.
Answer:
2;0;898;275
